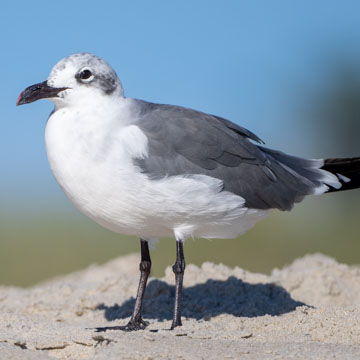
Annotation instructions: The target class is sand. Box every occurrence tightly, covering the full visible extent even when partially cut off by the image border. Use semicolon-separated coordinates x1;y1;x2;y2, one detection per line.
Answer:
1;253;360;359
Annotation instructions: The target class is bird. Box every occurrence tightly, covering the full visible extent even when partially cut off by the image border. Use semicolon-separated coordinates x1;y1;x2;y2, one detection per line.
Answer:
17;53;360;331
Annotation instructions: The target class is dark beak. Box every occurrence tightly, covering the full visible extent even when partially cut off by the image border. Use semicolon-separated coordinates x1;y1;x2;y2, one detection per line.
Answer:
16;81;68;106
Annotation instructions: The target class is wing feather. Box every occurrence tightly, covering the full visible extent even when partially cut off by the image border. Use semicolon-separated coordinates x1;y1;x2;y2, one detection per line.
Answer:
133;100;322;210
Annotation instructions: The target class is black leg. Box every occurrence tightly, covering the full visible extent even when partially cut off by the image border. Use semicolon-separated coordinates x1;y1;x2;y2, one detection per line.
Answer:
124;238;151;331
171;240;185;329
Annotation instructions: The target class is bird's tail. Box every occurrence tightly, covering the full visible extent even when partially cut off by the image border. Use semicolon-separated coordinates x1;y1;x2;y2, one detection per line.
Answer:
321;157;360;193
259;147;360;199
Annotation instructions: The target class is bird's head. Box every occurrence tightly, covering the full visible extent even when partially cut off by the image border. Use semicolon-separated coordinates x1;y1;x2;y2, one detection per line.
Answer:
16;53;124;108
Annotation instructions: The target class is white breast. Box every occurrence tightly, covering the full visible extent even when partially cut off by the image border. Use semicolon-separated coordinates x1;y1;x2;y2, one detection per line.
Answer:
45;99;150;234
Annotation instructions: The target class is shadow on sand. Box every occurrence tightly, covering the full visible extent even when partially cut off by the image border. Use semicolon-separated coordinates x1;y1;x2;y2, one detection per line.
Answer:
95;276;306;330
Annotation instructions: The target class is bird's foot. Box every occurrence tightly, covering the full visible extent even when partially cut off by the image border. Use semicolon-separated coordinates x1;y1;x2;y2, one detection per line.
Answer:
170;318;182;330
93;318;149;332
123;318;149;331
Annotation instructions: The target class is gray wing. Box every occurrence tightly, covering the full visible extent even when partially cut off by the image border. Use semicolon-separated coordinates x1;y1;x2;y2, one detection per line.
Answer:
133;100;324;211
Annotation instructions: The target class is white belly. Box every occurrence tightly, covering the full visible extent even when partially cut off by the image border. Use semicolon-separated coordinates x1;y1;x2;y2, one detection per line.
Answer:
45;107;268;240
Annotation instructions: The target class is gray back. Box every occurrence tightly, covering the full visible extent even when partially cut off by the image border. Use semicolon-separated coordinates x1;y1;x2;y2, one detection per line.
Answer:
134;100;324;211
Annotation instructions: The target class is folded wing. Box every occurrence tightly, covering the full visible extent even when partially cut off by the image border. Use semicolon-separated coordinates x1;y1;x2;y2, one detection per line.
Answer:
134;100;340;211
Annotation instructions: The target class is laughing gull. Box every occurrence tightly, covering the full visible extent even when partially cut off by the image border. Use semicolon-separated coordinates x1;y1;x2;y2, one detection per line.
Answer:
17;53;360;330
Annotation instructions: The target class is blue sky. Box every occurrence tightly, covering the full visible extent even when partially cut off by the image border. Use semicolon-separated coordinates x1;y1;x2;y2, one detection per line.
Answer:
2;0;360;210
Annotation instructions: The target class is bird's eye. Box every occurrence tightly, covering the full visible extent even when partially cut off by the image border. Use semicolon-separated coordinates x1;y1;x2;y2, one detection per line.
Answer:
80;69;92;79
76;68;94;82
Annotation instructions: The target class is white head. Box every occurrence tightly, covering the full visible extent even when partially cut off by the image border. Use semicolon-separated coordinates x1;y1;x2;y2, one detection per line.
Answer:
17;53;124;108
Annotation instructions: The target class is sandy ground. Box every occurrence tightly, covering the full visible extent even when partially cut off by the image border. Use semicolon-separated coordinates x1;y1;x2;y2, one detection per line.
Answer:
1;253;360;359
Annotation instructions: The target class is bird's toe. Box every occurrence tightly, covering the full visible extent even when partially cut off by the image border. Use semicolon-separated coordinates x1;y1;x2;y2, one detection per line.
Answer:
123;318;149;331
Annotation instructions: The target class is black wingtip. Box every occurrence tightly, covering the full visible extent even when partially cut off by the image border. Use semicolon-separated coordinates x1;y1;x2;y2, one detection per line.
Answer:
323;157;360;192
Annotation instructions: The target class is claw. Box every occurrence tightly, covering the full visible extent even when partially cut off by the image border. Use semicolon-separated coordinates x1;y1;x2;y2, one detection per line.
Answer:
93;318;149;332
123;318;149;331
170;319;182;330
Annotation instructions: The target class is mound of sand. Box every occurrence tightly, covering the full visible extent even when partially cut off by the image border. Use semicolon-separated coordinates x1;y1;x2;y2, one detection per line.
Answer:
1;253;360;359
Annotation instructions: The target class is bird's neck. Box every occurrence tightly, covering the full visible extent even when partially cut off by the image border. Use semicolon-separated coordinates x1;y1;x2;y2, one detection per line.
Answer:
45;96;140;164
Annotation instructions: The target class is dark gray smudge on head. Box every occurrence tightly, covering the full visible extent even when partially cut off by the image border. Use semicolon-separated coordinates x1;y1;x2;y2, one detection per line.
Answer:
96;73;118;95
76;53;119;95
132;99;328;211
51;53;121;95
